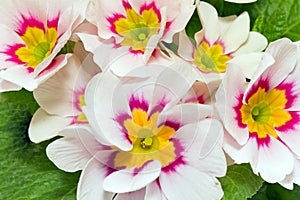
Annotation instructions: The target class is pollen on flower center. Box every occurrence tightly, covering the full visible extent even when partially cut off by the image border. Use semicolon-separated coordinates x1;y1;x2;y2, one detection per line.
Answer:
192;41;231;73
141;137;153;149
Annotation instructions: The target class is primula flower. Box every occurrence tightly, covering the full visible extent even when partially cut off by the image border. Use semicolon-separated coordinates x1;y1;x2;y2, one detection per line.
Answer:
215;38;300;187
47;65;226;199
86;0;195;63
0;0;88;91
178;1;267;82
29;55;100;143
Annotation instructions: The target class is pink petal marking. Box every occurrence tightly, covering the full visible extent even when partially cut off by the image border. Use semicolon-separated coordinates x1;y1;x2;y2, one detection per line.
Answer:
276;82;298;109
245;78;269;103
250;133;271;148
233;93;247;129
114;112;132;143
107;13;126;34
1;44;26;65
162;139;186;174
47;14;60;29
16;14;45;36
140;1;161;22
276;111;300;132
129;94;149;112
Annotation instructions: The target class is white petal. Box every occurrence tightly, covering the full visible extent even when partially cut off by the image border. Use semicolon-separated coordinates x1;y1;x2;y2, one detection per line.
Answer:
229;52;264;79
0;78;22;92
160;165;224;200
28;108;72;143
145;181;167;200
46;127;101;172
255;137;294;183
33;56;82;116
77;158;115;200
215;65;249;145
262;38;297;89
178;30;195;61
233;32;268;55
158;104;213;127
197;1;220;45
223;131;258;164
277;123;300;157
279;158;300;189
0;66;37;91
149;62;197;112
221;12;250;54
174;119;226;177
243;53;275;101
77;33;103;53
103;160;161;193
84;71;132;150
115;188;146;200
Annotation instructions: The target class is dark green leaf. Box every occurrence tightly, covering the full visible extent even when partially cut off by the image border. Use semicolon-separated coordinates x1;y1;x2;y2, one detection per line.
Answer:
0;90;80;200
219;164;264;200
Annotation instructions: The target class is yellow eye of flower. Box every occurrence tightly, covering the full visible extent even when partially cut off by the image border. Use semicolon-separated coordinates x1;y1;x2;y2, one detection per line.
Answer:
15;27;58;69
240;87;291;139
193;41;231;73
113;8;160;52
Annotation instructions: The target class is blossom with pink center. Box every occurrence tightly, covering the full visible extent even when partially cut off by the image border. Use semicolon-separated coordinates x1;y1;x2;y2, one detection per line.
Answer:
215;38;300;188
86;0;195;63
0;0;88;91
47;64;226;199
29;55;100;143
178;1;267;83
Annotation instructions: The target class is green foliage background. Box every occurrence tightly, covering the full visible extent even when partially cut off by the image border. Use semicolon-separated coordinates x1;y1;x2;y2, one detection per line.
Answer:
1;0;300;199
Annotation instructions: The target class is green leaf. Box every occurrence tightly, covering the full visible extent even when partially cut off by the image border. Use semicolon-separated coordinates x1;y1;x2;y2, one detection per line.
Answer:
185;10;202;39
219;164;264;200
251;183;300;200
0;90;80;200
58;40;76;56
221;0;300;42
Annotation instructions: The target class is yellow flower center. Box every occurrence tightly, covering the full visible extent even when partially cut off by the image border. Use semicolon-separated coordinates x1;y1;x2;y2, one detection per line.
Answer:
240;87;292;139
76;94;88;123
114;7;160;52
192;41;231;73
114;109;177;168
15;27;58;69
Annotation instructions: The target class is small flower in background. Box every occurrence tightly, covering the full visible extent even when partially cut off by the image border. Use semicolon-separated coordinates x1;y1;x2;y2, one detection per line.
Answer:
28;54;100;143
0;0;88;91
86;0;195;63
215;38;300;188
47;64;226;199
178;1;267;82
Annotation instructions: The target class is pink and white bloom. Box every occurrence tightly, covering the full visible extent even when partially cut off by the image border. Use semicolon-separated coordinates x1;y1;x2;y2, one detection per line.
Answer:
29;55;100;143
178;1;267;82
47;64;226;199
86;0;195;63
215;38;300;187
0;0;88;91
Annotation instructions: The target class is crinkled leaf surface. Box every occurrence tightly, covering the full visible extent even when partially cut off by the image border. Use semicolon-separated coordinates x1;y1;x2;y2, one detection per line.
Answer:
219;164;264;200
187;0;300;42
0;90;80;199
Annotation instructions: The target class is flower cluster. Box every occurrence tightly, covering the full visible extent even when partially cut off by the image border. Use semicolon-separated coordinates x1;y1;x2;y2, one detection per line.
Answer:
1;0;300;199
